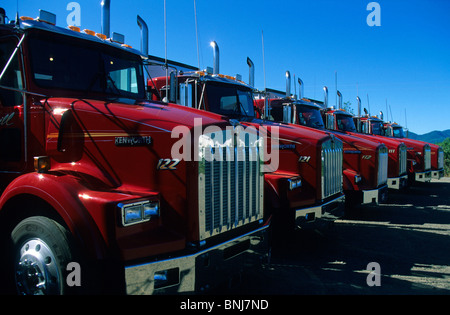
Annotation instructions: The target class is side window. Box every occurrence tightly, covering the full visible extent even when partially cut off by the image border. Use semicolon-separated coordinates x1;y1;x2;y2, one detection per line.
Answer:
0;38;23;107
220;95;237;111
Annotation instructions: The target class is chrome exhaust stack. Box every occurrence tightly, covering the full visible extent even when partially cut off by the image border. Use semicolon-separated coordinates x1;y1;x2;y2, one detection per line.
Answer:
285;71;291;98
211;41;219;74
0;8;5;24
101;0;111;38
137;15;148;56
298;78;303;100
337;90;342;109
357;96;361;117
323;86;328;109
247;57;255;87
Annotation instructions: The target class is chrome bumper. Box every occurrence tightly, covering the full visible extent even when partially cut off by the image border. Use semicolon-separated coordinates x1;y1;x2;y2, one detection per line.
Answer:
125;225;269;295
431;169;444;180
295;194;345;225
415;170;432;182
362;184;388;204
387;174;408;190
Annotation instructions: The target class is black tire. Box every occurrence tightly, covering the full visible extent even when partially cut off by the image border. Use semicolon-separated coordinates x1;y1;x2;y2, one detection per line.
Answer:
11;216;74;295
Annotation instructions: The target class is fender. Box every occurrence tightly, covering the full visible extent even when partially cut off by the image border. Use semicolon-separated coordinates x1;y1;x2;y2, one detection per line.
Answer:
0;172;108;260
264;172;299;211
343;168;359;191
0;171;157;261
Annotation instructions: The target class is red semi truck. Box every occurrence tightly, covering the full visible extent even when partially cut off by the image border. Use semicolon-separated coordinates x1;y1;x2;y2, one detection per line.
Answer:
147;44;345;235
254;77;389;210
0;7;270;294
320;93;409;191
354;112;439;183
382;121;443;181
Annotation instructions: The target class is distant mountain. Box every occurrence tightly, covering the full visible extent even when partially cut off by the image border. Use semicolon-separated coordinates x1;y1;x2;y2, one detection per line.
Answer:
408;129;450;144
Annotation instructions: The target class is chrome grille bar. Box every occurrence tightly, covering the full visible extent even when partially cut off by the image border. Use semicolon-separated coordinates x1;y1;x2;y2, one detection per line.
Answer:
199;130;264;240
424;145;431;170
378;146;388;186
321;138;343;199
438;148;444;169
399;144;407;176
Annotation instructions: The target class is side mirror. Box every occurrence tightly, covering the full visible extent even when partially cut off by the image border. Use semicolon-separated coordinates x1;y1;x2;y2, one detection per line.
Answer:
325;113;335;130
282;105;292;124
179;82;192;108
169;71;177;103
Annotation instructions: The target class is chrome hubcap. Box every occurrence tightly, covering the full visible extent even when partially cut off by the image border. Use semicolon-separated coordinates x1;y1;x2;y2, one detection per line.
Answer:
15;239;62;295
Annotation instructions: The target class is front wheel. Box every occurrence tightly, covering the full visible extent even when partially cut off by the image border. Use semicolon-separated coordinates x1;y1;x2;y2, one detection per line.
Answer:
11;216;74;295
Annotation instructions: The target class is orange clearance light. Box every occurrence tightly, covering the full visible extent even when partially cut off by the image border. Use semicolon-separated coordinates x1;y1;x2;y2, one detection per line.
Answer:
83;29;96;36
34;156;51;173
121;44;133;49
68;25;81;32
96;33;107;40
20;16;34;21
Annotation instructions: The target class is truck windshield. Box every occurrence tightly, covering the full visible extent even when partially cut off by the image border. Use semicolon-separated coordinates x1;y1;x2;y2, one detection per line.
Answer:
296;105;324;129
371;121;383;135
28;33;146;101
392;126;405;138
205;83;254;118
336;113;356;132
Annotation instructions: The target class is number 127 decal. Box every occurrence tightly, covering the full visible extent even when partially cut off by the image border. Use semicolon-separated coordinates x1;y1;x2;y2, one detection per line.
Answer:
157;158;180;170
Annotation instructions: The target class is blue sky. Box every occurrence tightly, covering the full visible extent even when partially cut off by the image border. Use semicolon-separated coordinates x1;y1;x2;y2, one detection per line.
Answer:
3;0;450;134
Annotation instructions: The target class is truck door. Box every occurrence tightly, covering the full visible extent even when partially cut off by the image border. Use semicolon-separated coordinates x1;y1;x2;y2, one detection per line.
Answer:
0;36;26;176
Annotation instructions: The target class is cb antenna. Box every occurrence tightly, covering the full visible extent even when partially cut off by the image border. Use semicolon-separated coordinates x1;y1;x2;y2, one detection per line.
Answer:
389;104;393;122
193;0;200;70
262;30;268;119
164;0;168;101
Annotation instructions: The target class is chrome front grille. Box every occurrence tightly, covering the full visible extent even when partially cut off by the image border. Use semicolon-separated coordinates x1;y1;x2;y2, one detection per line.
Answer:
198;130;264;240
438;148;444;169
378;146;388;186
399;144;407;176
321;137;343;199
424;145;431;170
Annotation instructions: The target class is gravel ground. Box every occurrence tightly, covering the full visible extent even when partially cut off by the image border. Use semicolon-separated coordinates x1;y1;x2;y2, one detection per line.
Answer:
215;177;450;295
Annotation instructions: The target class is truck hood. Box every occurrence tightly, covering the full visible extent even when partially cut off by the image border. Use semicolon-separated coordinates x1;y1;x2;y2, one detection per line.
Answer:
237;117;331;146
43;97;230;132
346;132;405;149
395;137;427;151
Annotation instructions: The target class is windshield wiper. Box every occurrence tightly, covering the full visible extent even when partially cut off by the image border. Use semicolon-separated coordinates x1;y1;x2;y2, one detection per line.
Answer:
105;74;122;97
236;100;251;117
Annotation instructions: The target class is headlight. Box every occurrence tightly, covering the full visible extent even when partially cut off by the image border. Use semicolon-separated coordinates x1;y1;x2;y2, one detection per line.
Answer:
120;200;159;226
288;176;302;190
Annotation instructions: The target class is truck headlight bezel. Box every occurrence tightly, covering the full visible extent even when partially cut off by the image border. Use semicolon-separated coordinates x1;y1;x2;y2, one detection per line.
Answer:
288;176;302;190
119;200;159;226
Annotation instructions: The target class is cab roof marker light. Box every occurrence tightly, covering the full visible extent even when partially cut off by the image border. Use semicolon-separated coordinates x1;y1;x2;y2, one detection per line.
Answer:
68;25;81;32
83;29;96;36
96;33;107;40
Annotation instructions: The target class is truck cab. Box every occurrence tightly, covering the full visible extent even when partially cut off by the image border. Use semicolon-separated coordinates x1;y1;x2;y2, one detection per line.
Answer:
147;49;345;235
254;80;389;211
0;7;269;294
